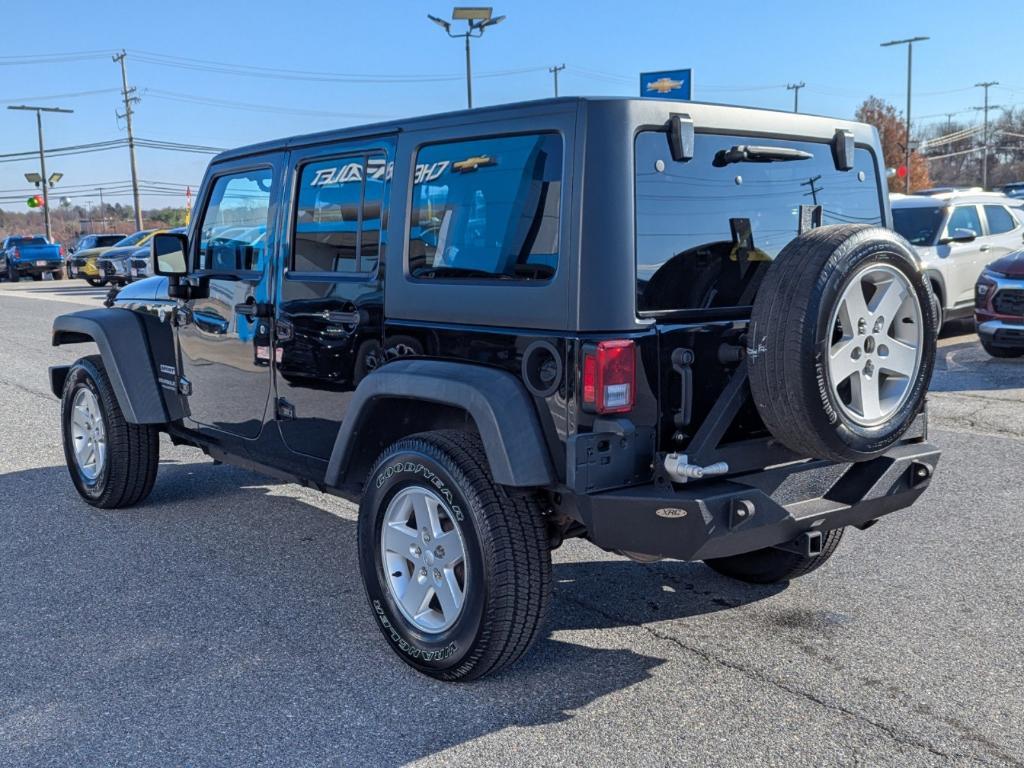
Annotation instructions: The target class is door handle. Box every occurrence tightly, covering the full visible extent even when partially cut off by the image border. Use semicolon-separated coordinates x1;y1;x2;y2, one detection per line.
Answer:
235;301;273;319
979;244;992;252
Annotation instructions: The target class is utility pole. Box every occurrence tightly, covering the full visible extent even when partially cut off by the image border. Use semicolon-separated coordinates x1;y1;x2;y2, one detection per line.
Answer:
945;112;957;132
549;64;566;97
96;188;107;232
974;81;1000;189
7;105;73;242
881;36;929;194
786;82;805;113
113;50;143;230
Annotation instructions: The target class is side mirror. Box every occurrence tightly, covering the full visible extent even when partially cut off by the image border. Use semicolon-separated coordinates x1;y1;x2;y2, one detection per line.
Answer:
152;232;189;277
941;228;977;244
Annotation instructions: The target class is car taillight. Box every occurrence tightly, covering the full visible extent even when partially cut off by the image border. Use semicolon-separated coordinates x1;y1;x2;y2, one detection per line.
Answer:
581;340;635;414
11;247;19;258
59;244;65;256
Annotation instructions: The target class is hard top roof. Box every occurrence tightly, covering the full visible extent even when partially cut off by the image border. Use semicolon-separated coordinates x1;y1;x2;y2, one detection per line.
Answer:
891;190;1019;208
211;96;875;163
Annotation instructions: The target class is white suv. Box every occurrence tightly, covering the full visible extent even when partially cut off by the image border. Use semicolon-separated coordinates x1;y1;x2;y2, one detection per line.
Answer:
891;191;1024;328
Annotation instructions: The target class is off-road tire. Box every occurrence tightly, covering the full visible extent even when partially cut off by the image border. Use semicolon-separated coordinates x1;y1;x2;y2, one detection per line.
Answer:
980;340;1024;359
748;225;936;462
61;355;159;508
357;429;552;681
705;527;845;584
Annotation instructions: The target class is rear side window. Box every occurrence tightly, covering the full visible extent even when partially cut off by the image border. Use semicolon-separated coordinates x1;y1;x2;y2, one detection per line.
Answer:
408;133;562;281
292;153;387;274
634;132;882;313
984;205;1017;235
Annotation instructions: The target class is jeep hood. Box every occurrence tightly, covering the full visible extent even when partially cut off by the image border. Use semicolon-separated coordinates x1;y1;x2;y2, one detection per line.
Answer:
115;275;170;302
988;249;1024;278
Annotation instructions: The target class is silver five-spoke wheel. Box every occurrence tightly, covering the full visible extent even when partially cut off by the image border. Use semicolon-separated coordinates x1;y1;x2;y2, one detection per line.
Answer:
70;388;106;481
827;263;924;427
381;486;467;633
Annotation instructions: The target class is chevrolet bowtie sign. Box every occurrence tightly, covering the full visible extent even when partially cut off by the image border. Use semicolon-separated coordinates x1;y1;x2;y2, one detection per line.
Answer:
640;69;693;101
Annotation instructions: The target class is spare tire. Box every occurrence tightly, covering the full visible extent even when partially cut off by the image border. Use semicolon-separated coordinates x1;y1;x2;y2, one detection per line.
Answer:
748;224;936;462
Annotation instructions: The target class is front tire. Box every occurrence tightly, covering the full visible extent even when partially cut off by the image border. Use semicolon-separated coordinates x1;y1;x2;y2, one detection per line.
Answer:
85;277;106;287
357;430;551;681
61;355;159;508
705;528;845;584
980;340;1024;358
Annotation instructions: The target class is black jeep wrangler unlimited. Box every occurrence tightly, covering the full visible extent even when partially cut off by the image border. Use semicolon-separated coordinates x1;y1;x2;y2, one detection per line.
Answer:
50;98;940;681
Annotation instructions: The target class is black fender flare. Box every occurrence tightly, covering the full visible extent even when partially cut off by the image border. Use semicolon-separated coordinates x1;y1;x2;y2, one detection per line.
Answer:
325;359;556;488
51;308;168;424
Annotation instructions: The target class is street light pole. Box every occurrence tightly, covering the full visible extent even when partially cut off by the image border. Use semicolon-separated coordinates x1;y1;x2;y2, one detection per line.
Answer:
881;36;928;194
7;105;73;242
429;8;505;109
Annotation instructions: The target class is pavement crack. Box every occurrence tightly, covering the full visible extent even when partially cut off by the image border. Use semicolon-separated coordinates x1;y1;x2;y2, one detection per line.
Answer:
0;376;53;402
561;593;1006;766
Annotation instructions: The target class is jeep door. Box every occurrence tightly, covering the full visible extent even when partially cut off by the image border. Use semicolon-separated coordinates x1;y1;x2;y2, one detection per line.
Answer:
272;139;393;460
176;155;284;439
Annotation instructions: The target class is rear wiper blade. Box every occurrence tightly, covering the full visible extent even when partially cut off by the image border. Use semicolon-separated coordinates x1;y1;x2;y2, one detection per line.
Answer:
713;145;813;167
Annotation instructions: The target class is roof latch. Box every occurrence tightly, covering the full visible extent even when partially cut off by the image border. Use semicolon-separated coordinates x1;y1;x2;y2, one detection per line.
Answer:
668;113;694;162
832;128;855;171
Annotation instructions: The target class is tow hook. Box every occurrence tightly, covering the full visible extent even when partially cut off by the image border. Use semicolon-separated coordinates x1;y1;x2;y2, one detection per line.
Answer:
663;453;729;483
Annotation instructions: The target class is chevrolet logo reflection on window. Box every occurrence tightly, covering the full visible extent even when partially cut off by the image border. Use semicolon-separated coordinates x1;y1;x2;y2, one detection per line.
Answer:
452;155;496;173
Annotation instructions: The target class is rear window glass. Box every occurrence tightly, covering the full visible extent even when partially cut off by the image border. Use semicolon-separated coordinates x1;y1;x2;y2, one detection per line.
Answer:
11;236;47;246
96;235;124;247
893;205;944;245
408;133;562;281
984;205;1017;235
634;132;882;313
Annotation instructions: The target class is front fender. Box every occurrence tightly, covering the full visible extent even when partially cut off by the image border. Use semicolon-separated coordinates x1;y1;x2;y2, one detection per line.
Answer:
51;308;168;424
325;359;556;489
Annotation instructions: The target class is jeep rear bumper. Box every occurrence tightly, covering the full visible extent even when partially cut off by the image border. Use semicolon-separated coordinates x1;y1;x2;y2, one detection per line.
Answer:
573;441;940;562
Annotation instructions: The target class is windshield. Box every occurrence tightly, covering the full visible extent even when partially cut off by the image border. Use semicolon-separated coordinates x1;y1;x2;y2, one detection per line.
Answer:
892;206;945;246
634;132;883;312
113;230;154;248
95;235;124;247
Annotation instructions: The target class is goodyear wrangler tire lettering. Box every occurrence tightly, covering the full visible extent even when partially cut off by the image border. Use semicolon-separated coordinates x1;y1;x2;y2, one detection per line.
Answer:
748;225;936;462
357;430;551;682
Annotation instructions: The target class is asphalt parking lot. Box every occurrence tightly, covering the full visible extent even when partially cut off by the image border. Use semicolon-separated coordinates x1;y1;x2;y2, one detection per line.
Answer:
1;281;1022;767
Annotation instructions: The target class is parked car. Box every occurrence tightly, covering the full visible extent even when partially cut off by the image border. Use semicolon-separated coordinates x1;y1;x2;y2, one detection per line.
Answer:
1000;182;1024;200
70;229;157;286
891;191;1024;329
49;97;940;681
128;227;187;281
976;249;1024;357
0;235;64;281
65;234;127;278
95;229;167;285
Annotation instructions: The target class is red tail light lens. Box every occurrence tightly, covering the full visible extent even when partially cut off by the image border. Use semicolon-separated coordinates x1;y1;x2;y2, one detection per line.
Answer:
59;244;65;256
11;247;19;258
581;340;636;414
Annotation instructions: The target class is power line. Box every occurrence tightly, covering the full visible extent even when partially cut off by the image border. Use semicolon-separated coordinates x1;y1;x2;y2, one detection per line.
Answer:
144;89;392;119
0;88;120;105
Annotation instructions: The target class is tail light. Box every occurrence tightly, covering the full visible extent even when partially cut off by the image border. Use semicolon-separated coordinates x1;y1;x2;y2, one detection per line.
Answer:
59;244;65;257
581;340;635;414
11;247;19;259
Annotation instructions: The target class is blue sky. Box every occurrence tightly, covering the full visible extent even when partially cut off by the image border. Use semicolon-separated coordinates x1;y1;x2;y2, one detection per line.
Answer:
1;0;1021;211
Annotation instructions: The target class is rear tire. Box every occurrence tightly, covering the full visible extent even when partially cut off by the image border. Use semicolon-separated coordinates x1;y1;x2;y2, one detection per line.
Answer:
61;355;160;508
7;263;18;282
357;429;552;681
85;277;105;287
705;528;845;584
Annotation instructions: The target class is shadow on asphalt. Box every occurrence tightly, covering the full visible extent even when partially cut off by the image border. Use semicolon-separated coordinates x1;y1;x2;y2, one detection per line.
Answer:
9;284;107;296
1;459;782;765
